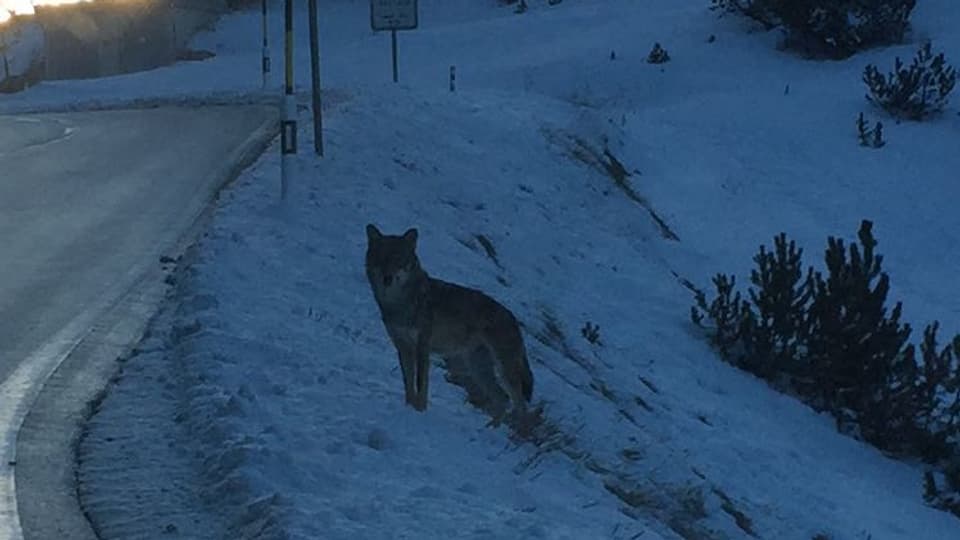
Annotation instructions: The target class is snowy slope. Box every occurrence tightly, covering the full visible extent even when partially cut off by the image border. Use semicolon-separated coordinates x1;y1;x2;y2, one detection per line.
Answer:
67;1;960;539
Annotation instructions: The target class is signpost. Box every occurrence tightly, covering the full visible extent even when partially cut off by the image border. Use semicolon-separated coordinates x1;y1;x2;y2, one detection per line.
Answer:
370;0;418;83
308;0;323;156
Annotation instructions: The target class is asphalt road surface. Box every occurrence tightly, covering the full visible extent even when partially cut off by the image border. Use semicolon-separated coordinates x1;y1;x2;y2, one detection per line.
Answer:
0;105;277;540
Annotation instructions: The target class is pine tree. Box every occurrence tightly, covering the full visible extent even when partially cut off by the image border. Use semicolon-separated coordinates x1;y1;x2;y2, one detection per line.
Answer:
864;43;957;120
804;220;913;444
743;234;814;382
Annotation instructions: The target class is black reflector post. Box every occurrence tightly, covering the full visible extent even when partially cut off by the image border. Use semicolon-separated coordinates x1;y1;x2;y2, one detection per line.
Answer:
280;0;296;200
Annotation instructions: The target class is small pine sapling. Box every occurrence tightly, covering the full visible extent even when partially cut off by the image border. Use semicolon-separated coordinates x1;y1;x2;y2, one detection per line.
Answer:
856;113;886;148
692;274;751;362
911;322;960;460
743;233;815;381
864;43;957;120
647;42;670;64
856;113;868;144
581;321;601;345
872;122;885;148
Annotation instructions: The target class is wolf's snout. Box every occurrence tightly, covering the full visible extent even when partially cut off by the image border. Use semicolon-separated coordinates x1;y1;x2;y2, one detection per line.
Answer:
383;275;393;287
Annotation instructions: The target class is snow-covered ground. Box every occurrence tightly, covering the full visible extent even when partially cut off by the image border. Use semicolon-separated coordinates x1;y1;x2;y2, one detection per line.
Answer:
43;0;960;538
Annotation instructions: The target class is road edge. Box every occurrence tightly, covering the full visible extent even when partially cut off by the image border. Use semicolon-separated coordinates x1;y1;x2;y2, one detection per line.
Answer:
14;106;279;540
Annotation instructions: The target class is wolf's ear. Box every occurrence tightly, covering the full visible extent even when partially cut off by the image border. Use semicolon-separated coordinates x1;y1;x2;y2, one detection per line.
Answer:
366;224;382;242
402;228;419;247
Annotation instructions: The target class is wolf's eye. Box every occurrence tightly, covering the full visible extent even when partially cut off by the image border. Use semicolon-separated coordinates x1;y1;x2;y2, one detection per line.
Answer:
383;275;394;287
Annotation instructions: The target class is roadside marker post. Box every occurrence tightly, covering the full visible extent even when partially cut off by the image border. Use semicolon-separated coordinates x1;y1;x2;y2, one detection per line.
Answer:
370;0;418;83
391;29;398;83
281;0;296;201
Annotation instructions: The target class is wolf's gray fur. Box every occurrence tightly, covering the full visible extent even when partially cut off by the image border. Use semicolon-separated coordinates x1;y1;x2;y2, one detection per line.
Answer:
364;224;534;421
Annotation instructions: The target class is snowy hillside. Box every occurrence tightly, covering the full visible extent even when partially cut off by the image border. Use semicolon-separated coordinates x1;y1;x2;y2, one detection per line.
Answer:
55;0;960;539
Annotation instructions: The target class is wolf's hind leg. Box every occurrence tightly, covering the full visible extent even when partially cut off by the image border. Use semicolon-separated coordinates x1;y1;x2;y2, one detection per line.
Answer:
466;344;510;422
488;342;529;424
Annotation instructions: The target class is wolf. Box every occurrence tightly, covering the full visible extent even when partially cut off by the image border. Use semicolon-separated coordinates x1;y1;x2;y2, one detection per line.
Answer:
364;224;534;422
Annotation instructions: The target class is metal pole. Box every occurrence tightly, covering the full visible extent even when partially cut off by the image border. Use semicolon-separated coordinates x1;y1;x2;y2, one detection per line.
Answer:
449;65;455;92
281;0;297;200
391;29;398;83
308;0;324;156
261;0;270;89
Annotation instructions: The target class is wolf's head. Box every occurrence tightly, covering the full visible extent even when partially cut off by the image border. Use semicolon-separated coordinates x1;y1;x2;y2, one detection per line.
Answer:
365;224;421;298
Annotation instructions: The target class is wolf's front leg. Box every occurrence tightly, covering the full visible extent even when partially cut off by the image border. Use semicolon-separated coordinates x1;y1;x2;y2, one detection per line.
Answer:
413;336;431;411
396;345;417;408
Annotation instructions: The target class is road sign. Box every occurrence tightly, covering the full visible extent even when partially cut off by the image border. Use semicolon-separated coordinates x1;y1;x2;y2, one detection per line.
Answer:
370;0;418;31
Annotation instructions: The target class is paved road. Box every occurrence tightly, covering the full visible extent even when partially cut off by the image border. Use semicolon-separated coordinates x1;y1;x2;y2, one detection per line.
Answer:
0;105;277;539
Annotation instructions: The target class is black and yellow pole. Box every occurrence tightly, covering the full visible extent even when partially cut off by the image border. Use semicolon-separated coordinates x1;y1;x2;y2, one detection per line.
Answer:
261;0;270;89
284;1;294;99
308;0;324;156
280;0;297;200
